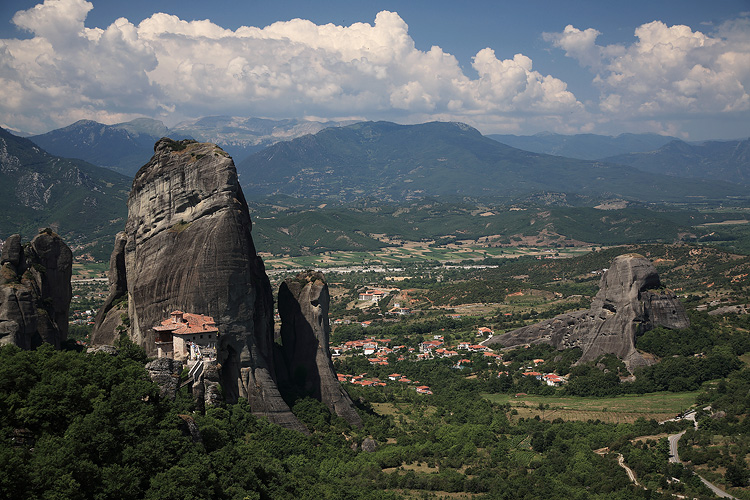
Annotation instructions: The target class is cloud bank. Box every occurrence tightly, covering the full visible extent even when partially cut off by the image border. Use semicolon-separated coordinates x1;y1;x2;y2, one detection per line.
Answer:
0;0;747;138
544;19;750;132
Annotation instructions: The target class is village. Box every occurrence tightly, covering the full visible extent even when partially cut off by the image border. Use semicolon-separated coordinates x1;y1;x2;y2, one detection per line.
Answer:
330;286;569;396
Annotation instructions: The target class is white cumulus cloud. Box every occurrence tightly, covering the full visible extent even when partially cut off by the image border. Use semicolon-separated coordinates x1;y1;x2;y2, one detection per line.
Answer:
545;19;750;128
0;0;585;134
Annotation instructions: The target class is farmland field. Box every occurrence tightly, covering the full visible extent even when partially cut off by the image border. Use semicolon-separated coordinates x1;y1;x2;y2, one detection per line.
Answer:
263;243;595;269
483;391;699;424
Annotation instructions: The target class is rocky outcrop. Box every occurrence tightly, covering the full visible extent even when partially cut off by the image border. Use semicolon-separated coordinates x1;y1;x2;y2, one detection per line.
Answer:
0;230;72;349
91;139;311;431
90;232;128;346
485;254;689;370
145;357;182;400
277;271;362;427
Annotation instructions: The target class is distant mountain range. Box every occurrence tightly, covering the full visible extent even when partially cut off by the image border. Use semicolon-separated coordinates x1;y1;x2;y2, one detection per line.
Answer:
170;115;353;165
30;117;749;191
30;118;176;176
487;132;678;160
30;116;350;175
0;127;130;258
603;139;750;185
5;120;750;260
238;121;746;203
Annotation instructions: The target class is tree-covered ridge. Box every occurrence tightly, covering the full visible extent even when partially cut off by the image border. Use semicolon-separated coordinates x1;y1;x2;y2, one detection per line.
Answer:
249;199;750;257
604;138;750;185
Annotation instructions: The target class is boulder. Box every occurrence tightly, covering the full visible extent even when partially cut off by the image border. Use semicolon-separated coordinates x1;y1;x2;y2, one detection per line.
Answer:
361;437;378;453
485;253;690;370
202;363;223;409
1;234;22;268
277;271;362;427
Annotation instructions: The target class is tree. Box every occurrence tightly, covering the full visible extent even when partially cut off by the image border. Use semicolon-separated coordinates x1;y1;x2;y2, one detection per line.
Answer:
725;459;749;487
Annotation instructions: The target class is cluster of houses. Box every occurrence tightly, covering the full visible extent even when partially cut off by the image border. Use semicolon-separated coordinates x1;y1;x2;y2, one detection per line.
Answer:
517;371;567;386
356;287;412;316
337;372;432;395
497;358;568;386
331;338;408;358
70;308;96;325
333;332;569;389
418;337;492;357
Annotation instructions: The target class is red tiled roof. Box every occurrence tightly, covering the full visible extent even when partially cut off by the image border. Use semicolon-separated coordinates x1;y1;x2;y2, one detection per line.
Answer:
155;312;218;336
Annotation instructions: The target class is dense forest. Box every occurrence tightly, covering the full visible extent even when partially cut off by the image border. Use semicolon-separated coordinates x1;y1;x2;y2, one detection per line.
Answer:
2;327;743;499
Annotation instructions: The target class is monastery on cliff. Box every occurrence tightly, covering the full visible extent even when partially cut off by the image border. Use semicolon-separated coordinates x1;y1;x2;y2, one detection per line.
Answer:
153;310;219;361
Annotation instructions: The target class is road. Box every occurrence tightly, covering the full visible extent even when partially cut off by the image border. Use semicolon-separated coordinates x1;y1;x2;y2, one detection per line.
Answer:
668;428;737;499
618;453;640;486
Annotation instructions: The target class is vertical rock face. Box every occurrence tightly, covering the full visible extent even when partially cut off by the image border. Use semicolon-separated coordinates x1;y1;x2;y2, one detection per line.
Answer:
92;138;306;432
90;231;128;346
0;230;72;349
485;254;689;370
277;271;362;427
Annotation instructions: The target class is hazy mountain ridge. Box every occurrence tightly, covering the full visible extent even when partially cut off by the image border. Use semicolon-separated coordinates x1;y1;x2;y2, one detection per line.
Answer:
29;119;172;175
487;132;678;160
239;121;747;203
165;115;356;165
604;138;750;185
29;116;353;175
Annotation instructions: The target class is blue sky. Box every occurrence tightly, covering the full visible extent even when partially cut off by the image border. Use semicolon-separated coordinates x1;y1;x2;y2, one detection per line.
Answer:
0;0;748;139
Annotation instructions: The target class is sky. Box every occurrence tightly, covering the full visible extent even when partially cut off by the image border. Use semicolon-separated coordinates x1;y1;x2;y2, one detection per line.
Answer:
0;0;748;140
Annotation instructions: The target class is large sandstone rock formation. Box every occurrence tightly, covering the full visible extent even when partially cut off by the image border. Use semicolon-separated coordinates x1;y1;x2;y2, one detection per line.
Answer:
485;253;689;370
277;271;362;427
0;230;72;349
91;138;305;431
91;138;359;433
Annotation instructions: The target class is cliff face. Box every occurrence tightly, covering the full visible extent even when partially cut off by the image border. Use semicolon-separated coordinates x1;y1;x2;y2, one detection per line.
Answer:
277;271;362;427
0;230;72;349
486;254;689;370
90;232;128;346
92;138;306;432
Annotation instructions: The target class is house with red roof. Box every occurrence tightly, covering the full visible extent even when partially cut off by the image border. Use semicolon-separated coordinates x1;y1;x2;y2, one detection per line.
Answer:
419;340;443;353
153;310;219;361
543;373;566;386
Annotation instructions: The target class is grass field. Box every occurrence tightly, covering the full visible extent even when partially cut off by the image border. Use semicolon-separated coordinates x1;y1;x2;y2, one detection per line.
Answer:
483;392;699;424
71;261;109;279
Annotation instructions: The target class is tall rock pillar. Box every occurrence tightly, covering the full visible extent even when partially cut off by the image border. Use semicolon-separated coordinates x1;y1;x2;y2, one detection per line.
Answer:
278;271;362;427
92;138;305;431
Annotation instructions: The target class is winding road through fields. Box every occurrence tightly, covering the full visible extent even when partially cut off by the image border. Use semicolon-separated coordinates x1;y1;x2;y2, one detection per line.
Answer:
668;414;737;499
